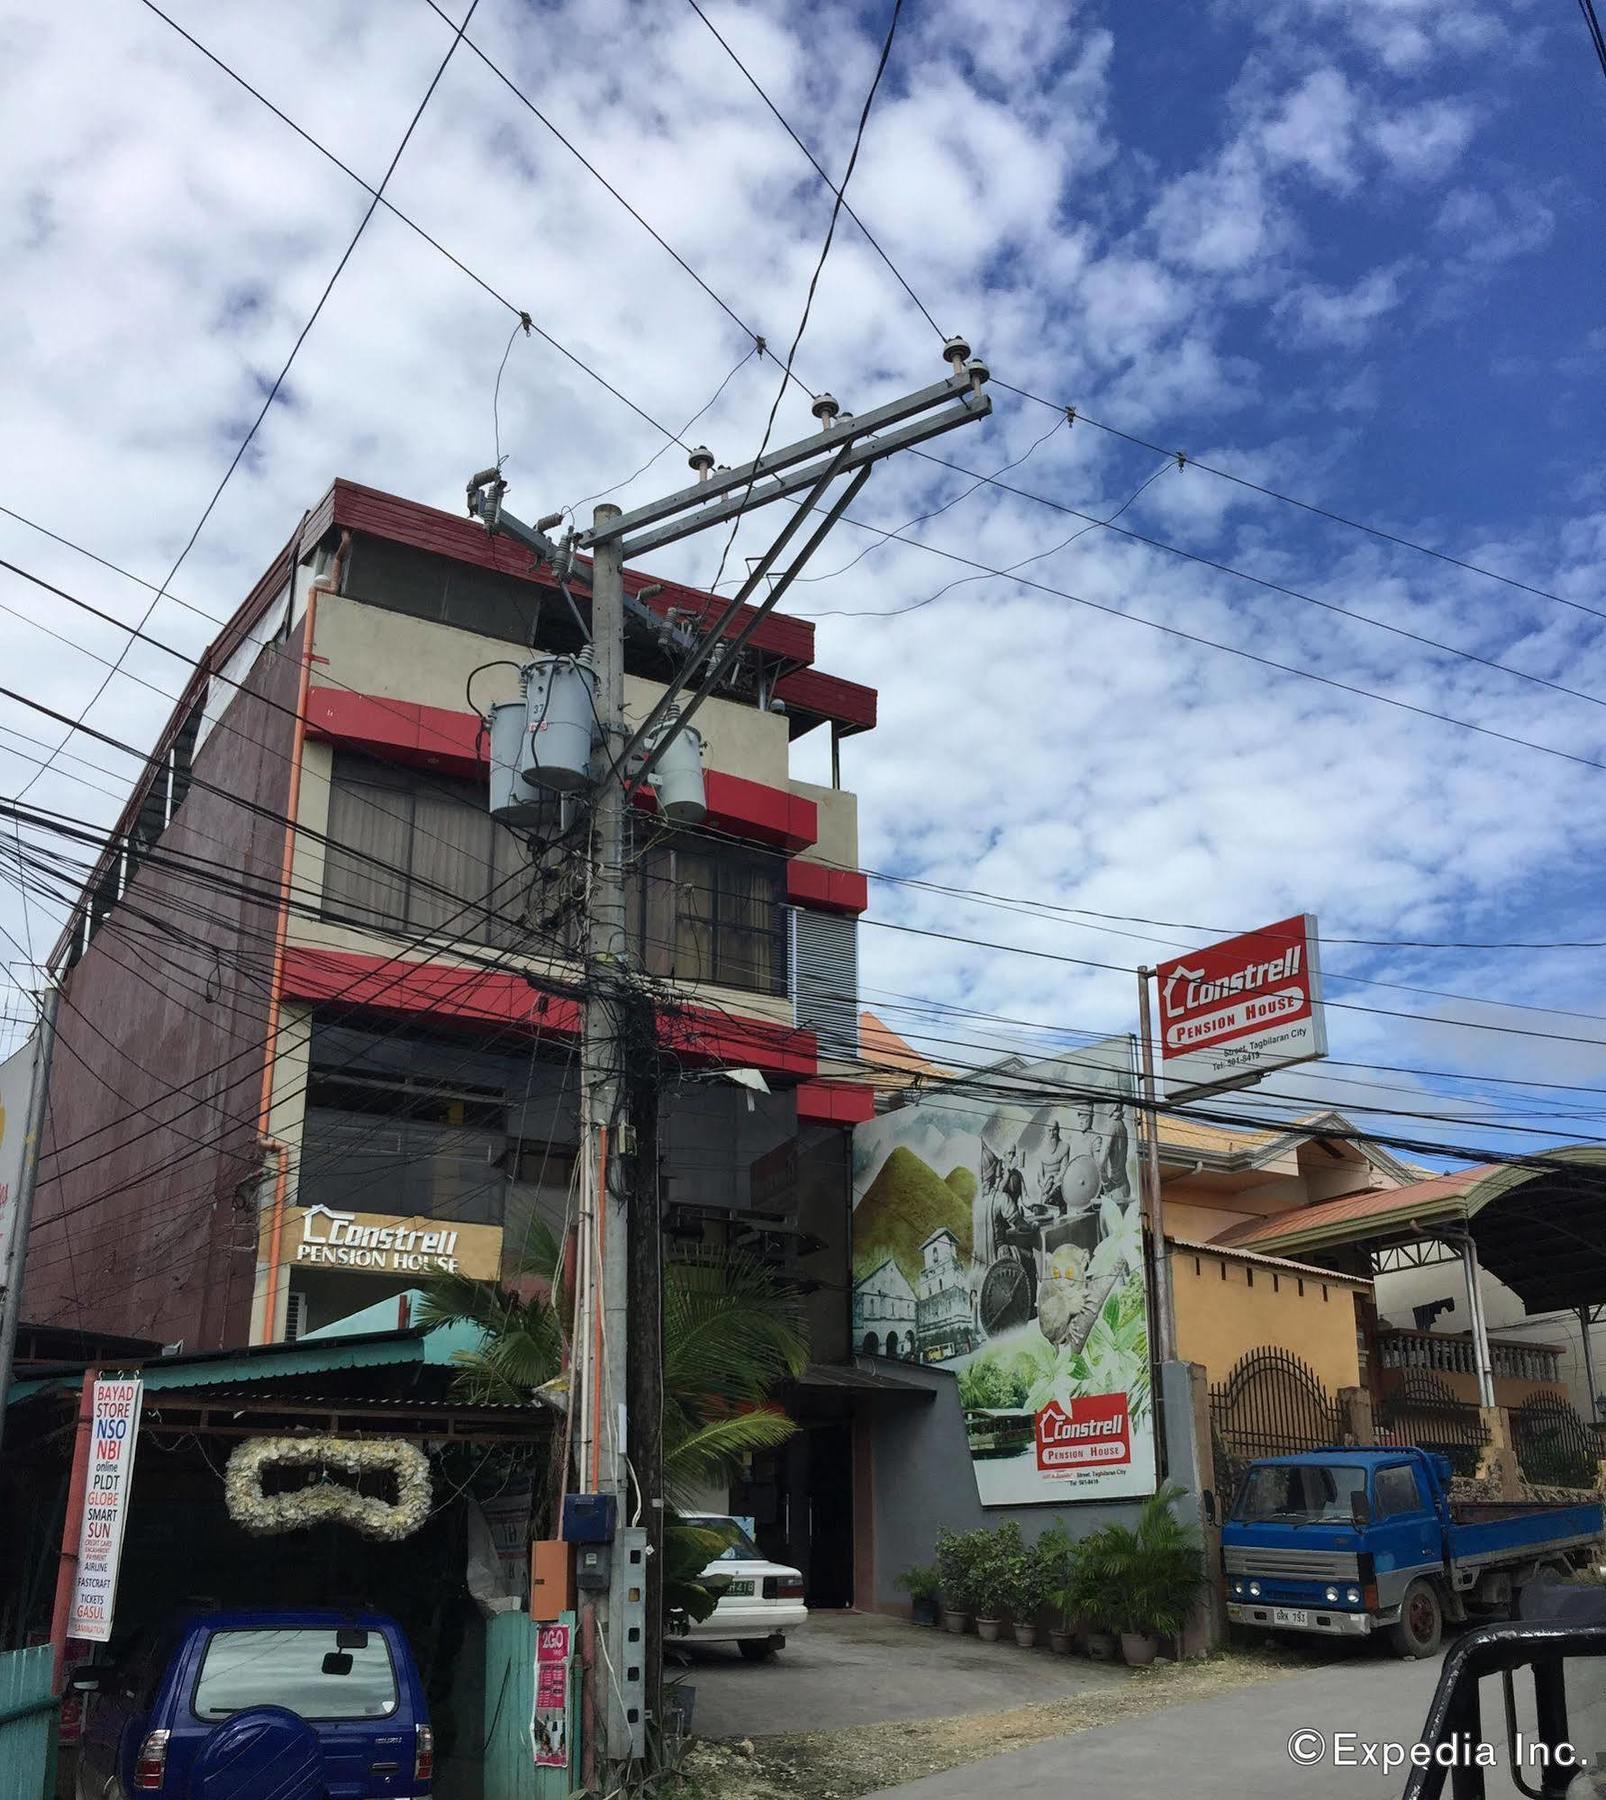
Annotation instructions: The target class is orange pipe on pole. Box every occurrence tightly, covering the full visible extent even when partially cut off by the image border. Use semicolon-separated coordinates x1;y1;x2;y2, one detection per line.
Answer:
49;1365;101;1688
590;1127;608;1490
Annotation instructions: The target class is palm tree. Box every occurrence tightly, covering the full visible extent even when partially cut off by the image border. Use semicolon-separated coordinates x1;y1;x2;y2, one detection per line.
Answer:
416;1231;808;1500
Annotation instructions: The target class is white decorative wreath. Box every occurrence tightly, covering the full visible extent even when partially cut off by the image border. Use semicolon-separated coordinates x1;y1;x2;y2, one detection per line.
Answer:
225;1436;432;1541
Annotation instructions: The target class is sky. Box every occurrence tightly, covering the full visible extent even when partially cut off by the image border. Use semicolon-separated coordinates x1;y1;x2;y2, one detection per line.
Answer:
1;0;1604;1162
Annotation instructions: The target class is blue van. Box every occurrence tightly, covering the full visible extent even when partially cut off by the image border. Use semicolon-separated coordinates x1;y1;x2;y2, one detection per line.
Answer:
75;1609;431;1800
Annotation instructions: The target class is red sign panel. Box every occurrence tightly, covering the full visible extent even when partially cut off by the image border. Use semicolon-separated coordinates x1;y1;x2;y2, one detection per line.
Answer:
533;1622;572;1770
1036;1393;1133;1474
1155;914;1325;1097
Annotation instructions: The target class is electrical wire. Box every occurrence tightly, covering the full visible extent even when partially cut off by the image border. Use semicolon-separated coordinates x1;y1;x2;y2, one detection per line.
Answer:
15;0;483;804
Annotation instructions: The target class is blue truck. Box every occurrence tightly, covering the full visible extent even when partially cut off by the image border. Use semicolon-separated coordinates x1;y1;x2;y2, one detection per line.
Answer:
1223;1446;1603;1657
73;1609;431;1800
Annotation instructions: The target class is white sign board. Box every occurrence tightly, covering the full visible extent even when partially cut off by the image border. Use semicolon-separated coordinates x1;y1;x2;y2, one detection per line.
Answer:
69;1378;144;1642
1156;914;1327;1099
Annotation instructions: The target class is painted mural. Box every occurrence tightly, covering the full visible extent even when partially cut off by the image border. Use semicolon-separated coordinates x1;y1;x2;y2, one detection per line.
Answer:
851;1039;1157;1505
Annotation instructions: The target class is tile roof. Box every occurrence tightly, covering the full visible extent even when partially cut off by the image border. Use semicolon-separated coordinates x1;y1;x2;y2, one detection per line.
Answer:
1213;1167;1487;1253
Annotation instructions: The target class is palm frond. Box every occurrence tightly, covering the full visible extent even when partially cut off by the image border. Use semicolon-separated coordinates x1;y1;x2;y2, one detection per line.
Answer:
666;1406;797;1502
661;1251;808;1412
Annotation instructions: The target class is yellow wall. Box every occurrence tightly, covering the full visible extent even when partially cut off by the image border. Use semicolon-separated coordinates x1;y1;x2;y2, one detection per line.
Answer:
1171;1244;1367;1392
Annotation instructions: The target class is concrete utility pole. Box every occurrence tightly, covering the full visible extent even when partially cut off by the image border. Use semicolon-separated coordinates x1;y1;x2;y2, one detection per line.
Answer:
471;345;991;1776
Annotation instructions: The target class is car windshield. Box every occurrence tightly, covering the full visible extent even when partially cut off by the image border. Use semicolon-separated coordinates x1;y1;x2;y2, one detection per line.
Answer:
1234;1462;1368;1524
193;1628;398;1722
686;1516;762;1561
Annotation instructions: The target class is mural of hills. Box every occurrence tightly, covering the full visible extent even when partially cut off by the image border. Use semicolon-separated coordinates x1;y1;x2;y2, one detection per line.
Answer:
853;1145;975;1284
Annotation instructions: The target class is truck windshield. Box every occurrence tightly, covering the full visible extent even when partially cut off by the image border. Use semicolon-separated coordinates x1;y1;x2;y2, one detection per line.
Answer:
1235;1463;1367;1525
193;1628;398;1721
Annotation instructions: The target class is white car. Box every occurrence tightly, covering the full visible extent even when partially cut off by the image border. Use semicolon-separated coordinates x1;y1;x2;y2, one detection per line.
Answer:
684;1515;807;1661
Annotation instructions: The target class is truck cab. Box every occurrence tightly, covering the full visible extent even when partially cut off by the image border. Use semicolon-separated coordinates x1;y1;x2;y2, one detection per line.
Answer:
1223;1447;1603;1659
74;1609;431;1800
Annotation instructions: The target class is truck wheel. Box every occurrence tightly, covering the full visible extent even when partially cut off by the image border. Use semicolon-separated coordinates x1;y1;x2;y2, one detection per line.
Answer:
1389;1580;1443;1659
739;1637;781;1662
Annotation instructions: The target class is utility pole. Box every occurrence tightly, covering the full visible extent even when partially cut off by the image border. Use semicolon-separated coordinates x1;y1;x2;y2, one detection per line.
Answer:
471;343;991;1779
1135;968;1176;1366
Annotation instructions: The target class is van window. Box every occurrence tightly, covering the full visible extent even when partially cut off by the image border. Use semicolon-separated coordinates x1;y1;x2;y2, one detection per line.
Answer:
1374;1465;1425;1518
193;1629;398;1721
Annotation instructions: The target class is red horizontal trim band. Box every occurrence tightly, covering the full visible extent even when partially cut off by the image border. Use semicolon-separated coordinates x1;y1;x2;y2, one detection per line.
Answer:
280;946;817;1078
318;477;815;668
785;861;868;914
634;770;817;852
306;689;483;778
795;1081;876;1125
309;687;819;851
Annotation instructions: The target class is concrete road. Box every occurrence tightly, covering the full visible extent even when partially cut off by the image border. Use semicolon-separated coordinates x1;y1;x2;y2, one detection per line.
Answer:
678;1610;1127;1741
868;1650;1450;1800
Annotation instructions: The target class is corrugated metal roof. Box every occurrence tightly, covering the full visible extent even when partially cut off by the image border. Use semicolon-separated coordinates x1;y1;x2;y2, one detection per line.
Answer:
1168;1234;1374;1287
1213;1168;1485;1253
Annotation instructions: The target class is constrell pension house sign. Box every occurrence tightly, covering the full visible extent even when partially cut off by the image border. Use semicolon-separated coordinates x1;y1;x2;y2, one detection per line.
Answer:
295;1204;464;1275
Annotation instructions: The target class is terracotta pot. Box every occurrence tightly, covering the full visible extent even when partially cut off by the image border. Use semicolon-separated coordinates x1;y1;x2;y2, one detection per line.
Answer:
1086;1630;1117;1661
1013;1622;1038;1649
975;1616;1003;1642
1120;1630;1158;1667
941;1609;970;1635
1048;1627;1073;1655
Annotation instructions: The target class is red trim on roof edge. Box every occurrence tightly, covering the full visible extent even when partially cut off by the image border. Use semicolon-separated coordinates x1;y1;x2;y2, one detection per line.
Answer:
796;1081;877;1125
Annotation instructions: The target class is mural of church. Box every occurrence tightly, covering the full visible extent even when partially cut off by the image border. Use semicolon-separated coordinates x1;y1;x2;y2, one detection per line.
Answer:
853;1255;917;1360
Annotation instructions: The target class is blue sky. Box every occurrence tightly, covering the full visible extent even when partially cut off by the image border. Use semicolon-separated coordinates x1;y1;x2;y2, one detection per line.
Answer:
0;0;1603;1159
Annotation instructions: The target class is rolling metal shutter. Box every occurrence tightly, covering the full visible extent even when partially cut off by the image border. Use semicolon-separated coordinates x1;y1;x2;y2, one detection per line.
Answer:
790;908;859;1059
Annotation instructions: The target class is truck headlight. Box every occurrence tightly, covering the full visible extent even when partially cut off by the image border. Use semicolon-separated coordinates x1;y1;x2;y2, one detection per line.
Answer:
1347;1588;1361;1604
1325;1587;1339;1603
1233;1581;1244;1596
1248;1581;1261;1598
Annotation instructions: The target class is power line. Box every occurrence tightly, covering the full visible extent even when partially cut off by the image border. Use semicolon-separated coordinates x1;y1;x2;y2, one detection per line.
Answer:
16;0;484;802
1577;0;1606;82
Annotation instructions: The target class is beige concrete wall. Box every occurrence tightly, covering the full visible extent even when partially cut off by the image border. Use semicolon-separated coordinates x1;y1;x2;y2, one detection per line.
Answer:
1171;1244;1367;1391
791;780;858;870
309;592;792;789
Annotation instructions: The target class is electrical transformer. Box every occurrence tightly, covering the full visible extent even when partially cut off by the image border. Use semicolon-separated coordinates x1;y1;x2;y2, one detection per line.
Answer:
643;708;706;824
488;654;599;825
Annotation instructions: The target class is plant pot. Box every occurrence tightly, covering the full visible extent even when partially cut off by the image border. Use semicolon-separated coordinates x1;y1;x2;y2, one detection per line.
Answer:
1048;1627;1073;1655
974;1616;1003;1642
1012;1622;1038;1649
1085;1630;1117;1661
941;1609;970;1635
1120;1631;1158;1667
911;1596;939;1628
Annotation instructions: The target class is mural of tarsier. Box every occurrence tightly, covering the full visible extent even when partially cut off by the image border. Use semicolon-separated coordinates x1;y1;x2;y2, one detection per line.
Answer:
972;1098;1134;1348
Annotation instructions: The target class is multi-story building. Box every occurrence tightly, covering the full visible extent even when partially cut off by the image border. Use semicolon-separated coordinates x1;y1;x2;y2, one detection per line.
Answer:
21;478;877;1351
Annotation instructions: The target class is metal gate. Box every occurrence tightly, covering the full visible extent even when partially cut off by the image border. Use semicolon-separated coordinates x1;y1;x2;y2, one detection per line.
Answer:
1209;1347;1349;1497
1375;1372;1490;1477
0;1646;57;1800
1512;1392;1600;1490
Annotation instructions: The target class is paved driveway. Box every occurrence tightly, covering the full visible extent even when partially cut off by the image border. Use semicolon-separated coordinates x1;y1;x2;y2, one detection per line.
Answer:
867;1650;1448;1800
677;1610;1128;1741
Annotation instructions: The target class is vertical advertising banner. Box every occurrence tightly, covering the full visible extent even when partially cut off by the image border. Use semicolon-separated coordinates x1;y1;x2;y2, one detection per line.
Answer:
69;1378;143;1642
851;1038;1156;1505
532;1621;572;1770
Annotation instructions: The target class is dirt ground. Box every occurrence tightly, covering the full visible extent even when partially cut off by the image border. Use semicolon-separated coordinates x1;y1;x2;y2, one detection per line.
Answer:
672;1644;1303;1800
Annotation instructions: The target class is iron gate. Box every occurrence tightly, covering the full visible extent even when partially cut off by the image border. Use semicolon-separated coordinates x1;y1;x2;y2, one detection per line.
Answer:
0;1646;56;1800
1375;1372;1490;1477
1512;1392;1600;1490
1209;1347;1350;1497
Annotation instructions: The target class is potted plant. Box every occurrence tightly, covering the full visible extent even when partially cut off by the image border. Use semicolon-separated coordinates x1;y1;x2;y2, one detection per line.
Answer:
972;1525;1015;1642
935;1528;978;1634
1035;1523;1076;1653
896;1562;943;1628
1090;1484;1207;1666
1067;1523;1120;1661
1000;1528;1051;1648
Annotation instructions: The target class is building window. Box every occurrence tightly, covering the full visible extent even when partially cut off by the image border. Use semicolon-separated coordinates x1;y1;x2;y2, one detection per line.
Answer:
627;831;787;997
321;751;566;950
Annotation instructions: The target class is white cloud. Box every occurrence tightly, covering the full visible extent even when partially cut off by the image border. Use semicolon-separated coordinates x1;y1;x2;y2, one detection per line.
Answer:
1371;97;1479;181
1274;264;1408;347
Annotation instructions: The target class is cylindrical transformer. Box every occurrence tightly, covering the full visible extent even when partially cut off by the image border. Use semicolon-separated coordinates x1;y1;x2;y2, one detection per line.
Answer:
488;698;549;826
522;654;598;791
647;712;706;824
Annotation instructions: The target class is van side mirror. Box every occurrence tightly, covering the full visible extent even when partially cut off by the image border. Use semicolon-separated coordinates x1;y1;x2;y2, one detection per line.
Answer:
1351;1488;1371;1528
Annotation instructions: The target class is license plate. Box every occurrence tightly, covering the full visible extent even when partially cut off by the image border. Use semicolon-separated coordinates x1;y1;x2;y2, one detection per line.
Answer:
725;1580;754;1597
1271;1607;1310;1628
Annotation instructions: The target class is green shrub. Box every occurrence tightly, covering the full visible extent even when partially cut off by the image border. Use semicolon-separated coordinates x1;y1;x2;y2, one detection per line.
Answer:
1069;1484;1206;1636
895;1562;942;1603
935;1526;986;1613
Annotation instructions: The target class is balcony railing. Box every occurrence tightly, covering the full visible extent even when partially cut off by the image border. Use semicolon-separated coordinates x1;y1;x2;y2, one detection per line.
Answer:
1377;1327;1562;1386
